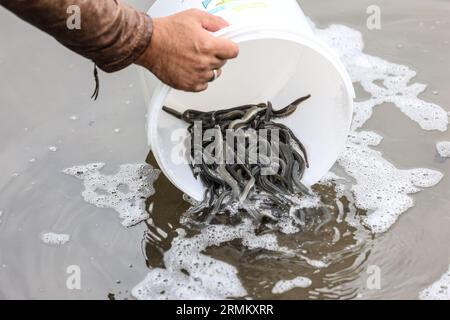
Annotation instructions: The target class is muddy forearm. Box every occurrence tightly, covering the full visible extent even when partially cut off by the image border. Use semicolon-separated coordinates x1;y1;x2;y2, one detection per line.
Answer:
0;0;153;72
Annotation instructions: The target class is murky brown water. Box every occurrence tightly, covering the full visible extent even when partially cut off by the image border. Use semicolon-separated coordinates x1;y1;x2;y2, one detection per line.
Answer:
1;0;450;299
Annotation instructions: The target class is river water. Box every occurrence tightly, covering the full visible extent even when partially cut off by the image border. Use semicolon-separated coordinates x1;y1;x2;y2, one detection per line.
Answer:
0;0;449;299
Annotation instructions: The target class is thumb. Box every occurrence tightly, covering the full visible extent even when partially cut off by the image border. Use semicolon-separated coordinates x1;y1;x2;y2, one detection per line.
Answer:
200;12;230;32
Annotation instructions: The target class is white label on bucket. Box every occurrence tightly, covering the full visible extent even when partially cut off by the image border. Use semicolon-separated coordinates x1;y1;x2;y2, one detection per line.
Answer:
200;0;271;14
184;0;305;30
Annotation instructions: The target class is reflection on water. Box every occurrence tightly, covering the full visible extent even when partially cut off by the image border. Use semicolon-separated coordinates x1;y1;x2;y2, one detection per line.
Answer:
141;152;373;299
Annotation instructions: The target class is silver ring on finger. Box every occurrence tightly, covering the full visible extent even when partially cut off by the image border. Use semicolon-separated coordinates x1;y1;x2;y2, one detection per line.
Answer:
209;69;220;82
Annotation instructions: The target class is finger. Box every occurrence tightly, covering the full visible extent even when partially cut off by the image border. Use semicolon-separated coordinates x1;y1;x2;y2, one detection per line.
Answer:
196;68;220;83
198;70;215;83
200;12;229;32
210;58;227;70
193;83;209;92
205;68;222;83
210;37;240;60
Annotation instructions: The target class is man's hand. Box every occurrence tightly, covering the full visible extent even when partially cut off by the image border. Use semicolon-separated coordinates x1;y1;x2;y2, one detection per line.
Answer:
136;9;239;92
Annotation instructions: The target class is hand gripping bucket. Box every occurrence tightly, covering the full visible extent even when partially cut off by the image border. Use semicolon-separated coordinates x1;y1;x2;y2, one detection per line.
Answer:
144;0;355;201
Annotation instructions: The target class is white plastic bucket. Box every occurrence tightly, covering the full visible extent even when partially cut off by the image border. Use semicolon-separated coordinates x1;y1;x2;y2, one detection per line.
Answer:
144;0;355;201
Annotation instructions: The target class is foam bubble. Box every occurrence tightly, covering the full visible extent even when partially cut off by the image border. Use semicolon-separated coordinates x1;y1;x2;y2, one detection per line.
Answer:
419;265;450;300
436;141;450;158
338;131;443;233
63;163;160;227
315;24;448;132
132;223;257;300
40;232;70;245
278;218;300;234
299;255;330;269
272;276;312;294
319;172;345;184
313;23;445;233
132;217;331;299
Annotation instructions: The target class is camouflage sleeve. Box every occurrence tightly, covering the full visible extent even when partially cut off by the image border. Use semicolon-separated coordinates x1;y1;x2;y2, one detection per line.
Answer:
0;0;153;72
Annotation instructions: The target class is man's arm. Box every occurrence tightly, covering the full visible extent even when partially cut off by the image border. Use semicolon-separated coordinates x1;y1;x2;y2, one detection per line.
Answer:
0;1;239;92
0;0;152;72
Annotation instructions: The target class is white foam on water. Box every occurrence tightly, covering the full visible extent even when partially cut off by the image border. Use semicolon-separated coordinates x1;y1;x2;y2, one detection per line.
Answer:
272;276;312;294
436;141;450;158
315;24;448;132
419;265;450;300
338;131;443;233
278;217;300;234
313;24;445;233
300;255;330;268
319;172;345;184
0;210;3;224
133;22;447;299
40;232;70;245
132;217;330;300
62;163;160;227
133;221;260;300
